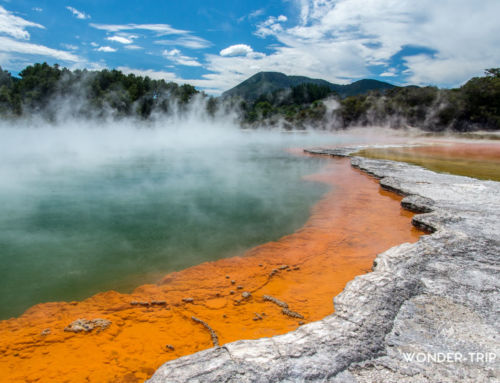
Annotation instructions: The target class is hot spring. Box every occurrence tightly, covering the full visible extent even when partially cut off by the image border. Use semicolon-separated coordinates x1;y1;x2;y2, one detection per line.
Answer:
0;121;370;319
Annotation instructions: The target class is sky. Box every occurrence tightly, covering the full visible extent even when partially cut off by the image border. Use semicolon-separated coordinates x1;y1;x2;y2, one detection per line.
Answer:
0;0;499;94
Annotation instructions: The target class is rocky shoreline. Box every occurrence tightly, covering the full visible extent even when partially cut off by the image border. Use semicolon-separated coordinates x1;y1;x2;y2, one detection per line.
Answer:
148;147;500;382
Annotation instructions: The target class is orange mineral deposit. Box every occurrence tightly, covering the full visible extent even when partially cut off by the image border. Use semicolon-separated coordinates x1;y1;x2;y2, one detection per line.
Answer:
0;157;423;383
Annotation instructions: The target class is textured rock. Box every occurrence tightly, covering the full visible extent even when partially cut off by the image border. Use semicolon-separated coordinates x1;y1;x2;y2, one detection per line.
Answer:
64;318;111;333
148;150;500;383
191;316;219;348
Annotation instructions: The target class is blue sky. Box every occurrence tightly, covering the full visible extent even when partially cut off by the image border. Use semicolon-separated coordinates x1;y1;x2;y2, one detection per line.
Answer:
1;0;499;94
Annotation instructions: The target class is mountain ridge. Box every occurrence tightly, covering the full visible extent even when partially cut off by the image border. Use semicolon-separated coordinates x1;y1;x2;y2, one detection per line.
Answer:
222;71;397;100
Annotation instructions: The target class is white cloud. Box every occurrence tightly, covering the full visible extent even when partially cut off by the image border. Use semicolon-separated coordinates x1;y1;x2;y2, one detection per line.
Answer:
0;5;44;40
32;7;43;12
69;60;107;71
238;8;266;23
380;72;395;77
380;67;396;77
273;0;500;86
66;6;90;20
196;0;500;94
403;54;487;86
220;44;253;57
154;35;211;49
0;35;79;61
107;35;135;44
96;46;116;53
90;23;187;35
0;6;80;66
116;67;224;95
61;43;78;50
117;66;181;82
124;44;143;50
163;49;201;66
255;15;288;37
90;42;99;47
249;9;265;19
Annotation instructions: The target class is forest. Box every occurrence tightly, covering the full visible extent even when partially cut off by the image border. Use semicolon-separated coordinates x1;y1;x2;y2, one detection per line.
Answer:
239;69;500;131
0;63;499;132
0;63;199;120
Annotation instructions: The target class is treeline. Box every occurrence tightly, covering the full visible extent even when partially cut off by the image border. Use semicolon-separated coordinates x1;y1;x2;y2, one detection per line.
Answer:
1;63;499;131
239;83;334;126
338;68;500;131
0;62;202;120
239;69;500;131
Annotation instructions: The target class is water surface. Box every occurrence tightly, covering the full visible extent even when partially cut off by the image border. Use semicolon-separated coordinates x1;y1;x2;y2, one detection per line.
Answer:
356;142;500;181
0;124;363;318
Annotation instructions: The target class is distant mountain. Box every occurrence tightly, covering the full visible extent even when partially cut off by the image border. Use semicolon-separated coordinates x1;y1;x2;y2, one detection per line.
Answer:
341;79;397;97
222;71;396;100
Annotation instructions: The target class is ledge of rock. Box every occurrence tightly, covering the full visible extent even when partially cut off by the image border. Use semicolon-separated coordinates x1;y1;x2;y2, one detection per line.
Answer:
148;150;500;383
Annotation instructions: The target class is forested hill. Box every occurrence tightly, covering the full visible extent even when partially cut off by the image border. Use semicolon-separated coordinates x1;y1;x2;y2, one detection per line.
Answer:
0;63;200;120
222;71;395;100
237;68;500;132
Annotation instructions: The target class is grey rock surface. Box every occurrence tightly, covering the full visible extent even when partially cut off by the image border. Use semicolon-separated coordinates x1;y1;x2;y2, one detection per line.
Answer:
148;150;500;383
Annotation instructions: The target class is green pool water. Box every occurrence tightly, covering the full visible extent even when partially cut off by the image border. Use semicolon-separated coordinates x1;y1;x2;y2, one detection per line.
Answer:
0;125;361;319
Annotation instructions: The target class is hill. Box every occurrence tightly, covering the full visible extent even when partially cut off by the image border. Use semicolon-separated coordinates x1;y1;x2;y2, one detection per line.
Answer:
222;71;396;100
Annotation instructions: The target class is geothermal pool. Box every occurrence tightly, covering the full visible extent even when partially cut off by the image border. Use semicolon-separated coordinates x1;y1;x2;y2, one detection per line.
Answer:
0;125;369;319
0;125;426;383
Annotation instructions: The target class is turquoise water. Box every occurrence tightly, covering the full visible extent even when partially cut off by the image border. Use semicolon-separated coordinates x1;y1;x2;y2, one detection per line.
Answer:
0;126;360;319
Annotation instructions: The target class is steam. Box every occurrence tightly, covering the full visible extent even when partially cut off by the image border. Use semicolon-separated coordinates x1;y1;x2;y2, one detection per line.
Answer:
0;113;370;317
3;65;449;133
0;84;427;319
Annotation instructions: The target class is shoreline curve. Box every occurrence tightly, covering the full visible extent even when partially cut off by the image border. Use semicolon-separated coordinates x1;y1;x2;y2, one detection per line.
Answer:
0;155;422;383
148;147;500;383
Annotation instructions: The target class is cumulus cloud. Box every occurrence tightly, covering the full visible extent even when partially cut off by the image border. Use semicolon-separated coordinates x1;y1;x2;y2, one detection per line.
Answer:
90;23;187;35
195;0;500;94
267;0;500;86
163;49;201;66
220;44;253;57
96;46;116;53
0;5;44;40
255;15;287;37
66;6;90;20
107;35;136;44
